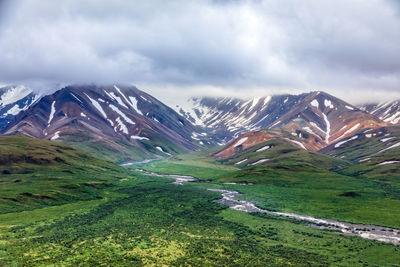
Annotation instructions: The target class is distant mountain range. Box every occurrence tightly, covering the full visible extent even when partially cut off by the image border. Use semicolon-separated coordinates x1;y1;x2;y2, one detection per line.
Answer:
176;91;388;150
0;84;398;162
359;100;400;124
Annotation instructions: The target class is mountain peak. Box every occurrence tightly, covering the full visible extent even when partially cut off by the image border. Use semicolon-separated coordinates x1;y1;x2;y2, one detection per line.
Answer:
1;84;207;162
177;91;387;150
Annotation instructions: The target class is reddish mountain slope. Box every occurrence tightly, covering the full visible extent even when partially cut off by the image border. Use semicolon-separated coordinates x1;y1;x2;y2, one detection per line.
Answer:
2;84;208;162
178;91;387;149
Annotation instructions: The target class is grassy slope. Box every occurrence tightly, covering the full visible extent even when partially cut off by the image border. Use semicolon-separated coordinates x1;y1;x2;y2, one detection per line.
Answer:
322;126;400;162
218;139;349;182
321;126;400;189
0;135;132;214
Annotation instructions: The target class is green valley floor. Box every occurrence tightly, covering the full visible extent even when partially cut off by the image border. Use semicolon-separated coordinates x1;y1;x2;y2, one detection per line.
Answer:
1;174;400;266
1;141;400;266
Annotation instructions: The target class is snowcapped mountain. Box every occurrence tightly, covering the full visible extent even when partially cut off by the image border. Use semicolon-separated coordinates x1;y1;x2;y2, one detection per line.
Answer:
320;125;400;164
2;84;208;162
177;91;387;150
359;100;400;125
175;96;271;142
0;86;40;130
2;86;390;161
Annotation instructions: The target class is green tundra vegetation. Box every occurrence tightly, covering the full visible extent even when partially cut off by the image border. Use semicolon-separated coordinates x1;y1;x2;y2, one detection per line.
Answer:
322;126;400;187
141;142;400;228
1;136;400;266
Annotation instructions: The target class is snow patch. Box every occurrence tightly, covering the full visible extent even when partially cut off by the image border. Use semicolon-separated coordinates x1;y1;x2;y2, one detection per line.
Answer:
256;145;270;152
85;94;108;119
70;93;83;103
359;158;371;163
234;137;248;147
384;111;400;124
380;137;395;142
332;123;360;143
324;99;334;109
322;113;330;143
113;85;131;105
303;127;316;136
249;97;261;110
249;159;269;165
262;96;271;109
131;135;149;141
378;142;400;154
378;161;400;166
156;146;171;156
345;105;354;110
109;104;135;124
310;122;325;134
235;159;248;165
269;120;281;128
0;86;32;107
128;96;143;115
140;95;151;102
48;101;56;124
4;104;23;116
334;135;358;148
109;87;128;109
50;131;60;140
115;117;128;134
104;90;115;100
290;140;307;150
311;99;319;108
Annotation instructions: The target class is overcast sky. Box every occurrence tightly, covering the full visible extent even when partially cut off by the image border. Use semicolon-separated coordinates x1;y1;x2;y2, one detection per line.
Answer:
0;0;399;104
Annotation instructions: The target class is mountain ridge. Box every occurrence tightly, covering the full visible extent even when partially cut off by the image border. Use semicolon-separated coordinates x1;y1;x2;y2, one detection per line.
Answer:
359;100;400;125
2;84;210;162
176;91;387;150
0;86;392;161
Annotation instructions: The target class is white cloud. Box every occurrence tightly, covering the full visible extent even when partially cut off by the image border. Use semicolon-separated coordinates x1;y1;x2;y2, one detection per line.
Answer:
0;0;399;103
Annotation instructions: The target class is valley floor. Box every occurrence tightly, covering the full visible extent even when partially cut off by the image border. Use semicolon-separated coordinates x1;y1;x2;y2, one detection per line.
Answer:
1;151;400;266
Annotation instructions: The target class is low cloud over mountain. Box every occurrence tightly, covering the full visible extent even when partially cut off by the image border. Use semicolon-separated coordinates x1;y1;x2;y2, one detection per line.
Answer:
0;0;399;103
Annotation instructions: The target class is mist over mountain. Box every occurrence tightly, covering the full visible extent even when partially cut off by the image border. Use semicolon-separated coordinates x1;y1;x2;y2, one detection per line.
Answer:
0;0;399;103
1;84;395;161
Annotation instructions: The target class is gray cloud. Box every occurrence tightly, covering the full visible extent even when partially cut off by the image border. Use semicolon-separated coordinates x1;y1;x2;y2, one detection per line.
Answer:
0;0;399;103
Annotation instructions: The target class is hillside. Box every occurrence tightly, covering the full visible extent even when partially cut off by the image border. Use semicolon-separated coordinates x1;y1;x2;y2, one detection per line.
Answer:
0;135;131;214
212;134;349;185
218;138;347;169
320;126;400;161
320;126;400;183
